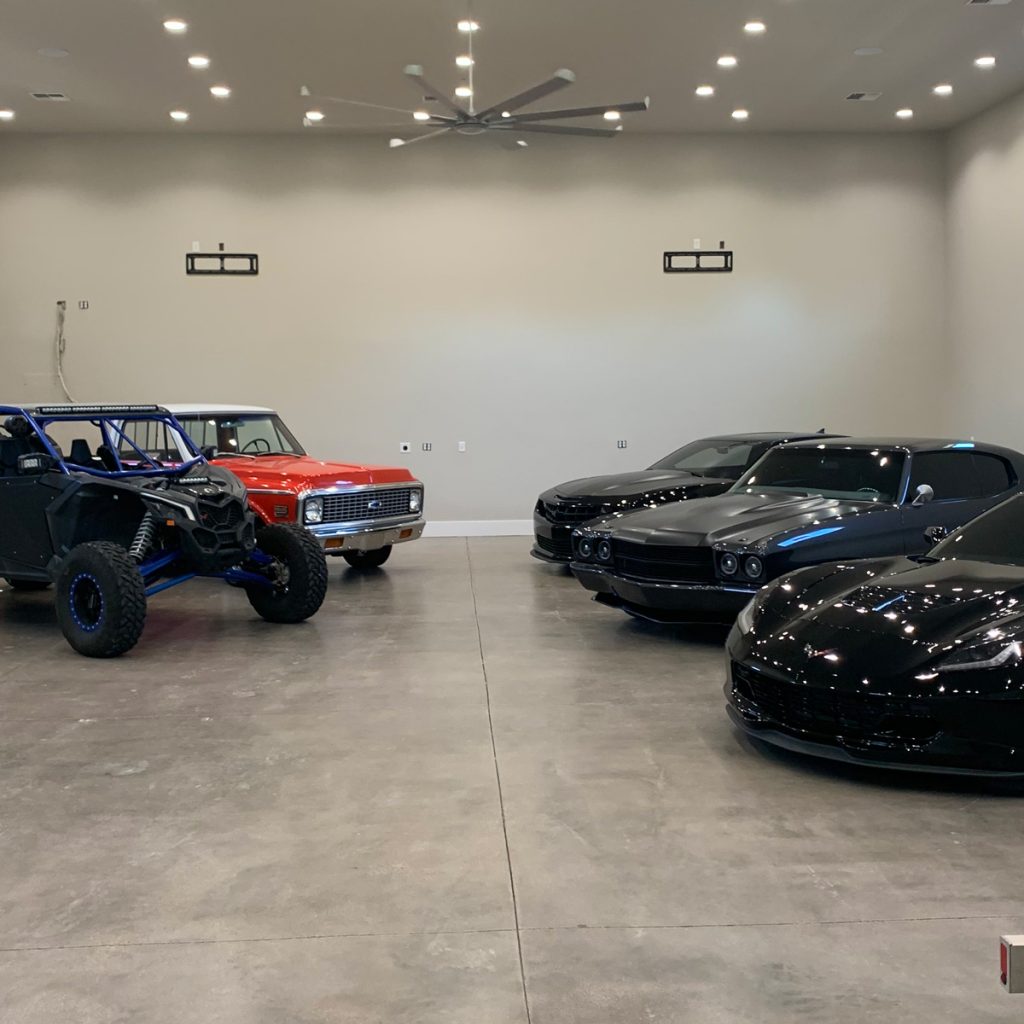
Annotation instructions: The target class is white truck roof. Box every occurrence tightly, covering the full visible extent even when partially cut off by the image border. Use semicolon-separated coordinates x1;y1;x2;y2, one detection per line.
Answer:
163;404;275;415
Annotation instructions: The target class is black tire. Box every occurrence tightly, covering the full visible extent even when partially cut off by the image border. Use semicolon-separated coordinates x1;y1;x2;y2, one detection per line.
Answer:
4;578;50;592
55;542;147;657
246;524;328;624
342;545;392;570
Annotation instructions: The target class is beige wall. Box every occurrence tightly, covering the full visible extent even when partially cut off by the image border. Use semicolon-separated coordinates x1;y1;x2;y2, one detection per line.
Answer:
0;132;949;522
947;91;1024;449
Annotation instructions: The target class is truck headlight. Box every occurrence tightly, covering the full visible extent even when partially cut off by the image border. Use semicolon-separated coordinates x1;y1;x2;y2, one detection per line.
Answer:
304;497;324;524
409;489;422;513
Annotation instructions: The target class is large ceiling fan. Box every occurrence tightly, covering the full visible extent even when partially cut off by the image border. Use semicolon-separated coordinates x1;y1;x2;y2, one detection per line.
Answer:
301;17;649;148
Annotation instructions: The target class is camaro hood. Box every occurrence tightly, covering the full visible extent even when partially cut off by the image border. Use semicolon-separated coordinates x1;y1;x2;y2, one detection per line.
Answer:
209;454;417;494
543;470;717;503
594;491;876;547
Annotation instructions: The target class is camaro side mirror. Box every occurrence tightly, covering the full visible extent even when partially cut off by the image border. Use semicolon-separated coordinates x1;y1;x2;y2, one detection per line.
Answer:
17;452;56;475
924;525;950;546
911;484;935;507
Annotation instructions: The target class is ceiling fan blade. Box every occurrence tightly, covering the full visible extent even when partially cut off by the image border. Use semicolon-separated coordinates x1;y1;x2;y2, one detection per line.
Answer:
476;68;576;120
509;98;650;123
403;65;468;118
304;93;423;116
389;127;451;148
493;123;620;138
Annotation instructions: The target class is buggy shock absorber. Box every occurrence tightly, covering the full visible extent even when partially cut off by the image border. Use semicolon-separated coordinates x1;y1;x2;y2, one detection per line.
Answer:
129;511;157;562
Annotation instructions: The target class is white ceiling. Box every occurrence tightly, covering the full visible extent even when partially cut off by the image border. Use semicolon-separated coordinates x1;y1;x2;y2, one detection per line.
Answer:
1;0;1023;135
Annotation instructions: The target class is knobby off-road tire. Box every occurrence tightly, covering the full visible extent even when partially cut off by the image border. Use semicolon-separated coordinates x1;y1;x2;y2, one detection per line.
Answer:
55;542;147;657
4;578;50;591
341;545;392;570
246;524;328;624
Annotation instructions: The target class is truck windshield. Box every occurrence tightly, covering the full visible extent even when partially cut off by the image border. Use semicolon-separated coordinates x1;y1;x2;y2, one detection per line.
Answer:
176;414;305;457
730;447;905;503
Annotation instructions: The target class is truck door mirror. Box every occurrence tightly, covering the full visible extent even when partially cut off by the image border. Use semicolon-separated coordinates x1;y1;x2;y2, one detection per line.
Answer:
911;483;935;507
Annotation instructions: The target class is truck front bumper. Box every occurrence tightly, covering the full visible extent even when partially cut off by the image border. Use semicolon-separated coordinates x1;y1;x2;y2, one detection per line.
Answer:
305;517;425;554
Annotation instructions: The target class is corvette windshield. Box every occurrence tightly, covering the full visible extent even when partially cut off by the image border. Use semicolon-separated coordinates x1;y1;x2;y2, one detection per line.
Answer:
731;448;905;503
176;414;305;457
649;439;761;480
934;494;1024;566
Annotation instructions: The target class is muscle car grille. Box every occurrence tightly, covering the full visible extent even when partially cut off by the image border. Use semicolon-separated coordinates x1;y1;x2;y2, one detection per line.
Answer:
613;542;716;584
320;488;413;524
731;662;941;749
541;500;603;525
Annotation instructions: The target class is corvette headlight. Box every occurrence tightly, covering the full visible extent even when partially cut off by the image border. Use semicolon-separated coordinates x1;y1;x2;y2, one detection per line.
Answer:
936;638;1023;673
736;598;758;635
409;489;422;513
304;497;324;524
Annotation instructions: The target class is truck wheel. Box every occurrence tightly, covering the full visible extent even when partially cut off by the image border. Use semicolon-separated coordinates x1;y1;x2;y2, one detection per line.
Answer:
342;545;392;570
55;543;147;657
4;578;50;591
246;524;328;624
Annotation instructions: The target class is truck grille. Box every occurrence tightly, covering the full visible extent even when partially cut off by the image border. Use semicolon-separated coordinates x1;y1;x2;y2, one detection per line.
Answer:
320;488;413;524
613;542;716;584
731;662;941;749
539;500;603;525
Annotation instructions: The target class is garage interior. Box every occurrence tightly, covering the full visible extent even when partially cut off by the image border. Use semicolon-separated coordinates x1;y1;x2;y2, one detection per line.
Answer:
3;0;1024;1020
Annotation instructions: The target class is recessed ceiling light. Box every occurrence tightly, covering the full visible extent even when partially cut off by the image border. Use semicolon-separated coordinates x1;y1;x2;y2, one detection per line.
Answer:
516;139;528;147
413;110;431;121
305;109;324;122
717;55;738;68
210;85;231;98
732;108;749;120
169;109;190;122
37;47;70;58
603;110;621;121
933;83;954;97
454;86;472;98
501;110;511;118
975;55;996;68
854;47;883;57
695;85;715;97
455;55;474;68
389;138;405;148
457;19;479;32
895;108;914;119
744;20;766;34
163;19;187;33
0;109;15;121
187;55;210;69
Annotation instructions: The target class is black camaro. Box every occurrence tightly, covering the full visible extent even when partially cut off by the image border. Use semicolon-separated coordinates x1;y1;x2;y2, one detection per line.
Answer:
532;431;833;563
571;437;1024;622
726;492;1024;777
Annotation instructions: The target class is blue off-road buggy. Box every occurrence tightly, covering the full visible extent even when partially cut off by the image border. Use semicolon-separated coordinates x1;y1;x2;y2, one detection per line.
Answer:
0;404;328;657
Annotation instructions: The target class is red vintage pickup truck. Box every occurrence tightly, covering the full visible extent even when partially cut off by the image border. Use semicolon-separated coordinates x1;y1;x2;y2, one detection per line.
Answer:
166;405;424;569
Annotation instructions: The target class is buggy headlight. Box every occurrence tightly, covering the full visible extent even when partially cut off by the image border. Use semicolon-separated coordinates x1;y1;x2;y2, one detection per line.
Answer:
304;497;324;524
409;489;422;513
936;637;1023;673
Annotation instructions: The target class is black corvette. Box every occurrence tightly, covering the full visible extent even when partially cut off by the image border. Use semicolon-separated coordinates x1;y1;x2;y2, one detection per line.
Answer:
532;431;834;563
726;492;1024;777
571;437;1024;622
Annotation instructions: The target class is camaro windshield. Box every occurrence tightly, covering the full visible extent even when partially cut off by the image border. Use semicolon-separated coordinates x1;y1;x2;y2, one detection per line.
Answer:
649;439;762;480
934;494;1024;566
176;414;305;457
730;448;905;503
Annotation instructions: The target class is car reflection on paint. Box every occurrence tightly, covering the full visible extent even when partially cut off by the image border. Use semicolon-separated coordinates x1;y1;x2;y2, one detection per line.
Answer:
726;491;1024;777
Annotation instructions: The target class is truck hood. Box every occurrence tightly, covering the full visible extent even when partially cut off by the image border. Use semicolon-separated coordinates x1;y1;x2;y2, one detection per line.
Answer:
542;470;721;503
209;454;417;494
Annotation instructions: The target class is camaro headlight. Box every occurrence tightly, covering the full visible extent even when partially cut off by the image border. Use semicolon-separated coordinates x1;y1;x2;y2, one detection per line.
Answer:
304;497;324;524
409;489;422;513
936;637;1023;673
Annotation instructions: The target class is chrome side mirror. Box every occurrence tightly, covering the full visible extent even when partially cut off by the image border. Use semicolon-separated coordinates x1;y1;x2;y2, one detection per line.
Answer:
924;525;950;546
911;483;935;508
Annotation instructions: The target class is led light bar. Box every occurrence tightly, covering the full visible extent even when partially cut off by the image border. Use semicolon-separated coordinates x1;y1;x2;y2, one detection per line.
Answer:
33;404;165;415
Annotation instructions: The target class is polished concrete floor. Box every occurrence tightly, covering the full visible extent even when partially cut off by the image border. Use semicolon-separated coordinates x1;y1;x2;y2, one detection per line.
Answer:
0;537;1021;1022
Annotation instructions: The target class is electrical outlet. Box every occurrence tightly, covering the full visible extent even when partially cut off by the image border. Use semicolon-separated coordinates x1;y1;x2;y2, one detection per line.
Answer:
399;441;411;453
617;440;628;449
457;441;467;453
78;300;89;310
422;442;432;452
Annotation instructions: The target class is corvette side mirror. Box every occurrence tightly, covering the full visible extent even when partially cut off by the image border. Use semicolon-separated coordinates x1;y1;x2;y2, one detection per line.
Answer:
924;525;950;546
911;484;935;508
17;452;56;475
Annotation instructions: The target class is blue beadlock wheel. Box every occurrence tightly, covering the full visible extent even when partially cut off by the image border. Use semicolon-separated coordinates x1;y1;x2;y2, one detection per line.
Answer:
68;572;105;632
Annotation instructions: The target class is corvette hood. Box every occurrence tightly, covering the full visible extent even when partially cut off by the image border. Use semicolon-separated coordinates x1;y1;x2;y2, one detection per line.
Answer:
543;470;718;503
209;454;417;494
597;491;876;547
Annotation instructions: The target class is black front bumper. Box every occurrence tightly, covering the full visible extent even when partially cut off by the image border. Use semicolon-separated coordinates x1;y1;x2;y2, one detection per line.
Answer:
571;561;757;623
532;514;574;563
724;650;1024;778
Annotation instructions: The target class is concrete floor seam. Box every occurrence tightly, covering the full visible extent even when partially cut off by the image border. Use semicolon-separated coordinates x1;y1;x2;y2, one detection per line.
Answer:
466;538;534;1024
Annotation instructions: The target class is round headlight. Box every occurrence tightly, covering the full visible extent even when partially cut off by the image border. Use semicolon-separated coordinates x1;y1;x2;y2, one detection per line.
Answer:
304;497;324;524
720;552;739;576
744;555;764;579
409;489;422;513
597;539;612;562
578;538;594;559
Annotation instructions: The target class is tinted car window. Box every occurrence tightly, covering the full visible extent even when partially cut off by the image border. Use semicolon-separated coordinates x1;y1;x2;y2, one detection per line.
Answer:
908;452;979;501
650;440;761;480
731;448;905;503
935;493;1024;566
973;453;1014;496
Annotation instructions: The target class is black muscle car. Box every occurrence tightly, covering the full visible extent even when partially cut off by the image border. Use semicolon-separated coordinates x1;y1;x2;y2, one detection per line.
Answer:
571;437;1024;623
726;491;1024;777
533;431;835;563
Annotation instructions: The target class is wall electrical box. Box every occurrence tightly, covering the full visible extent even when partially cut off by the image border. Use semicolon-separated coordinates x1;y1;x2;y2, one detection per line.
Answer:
1001;936;1024;993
